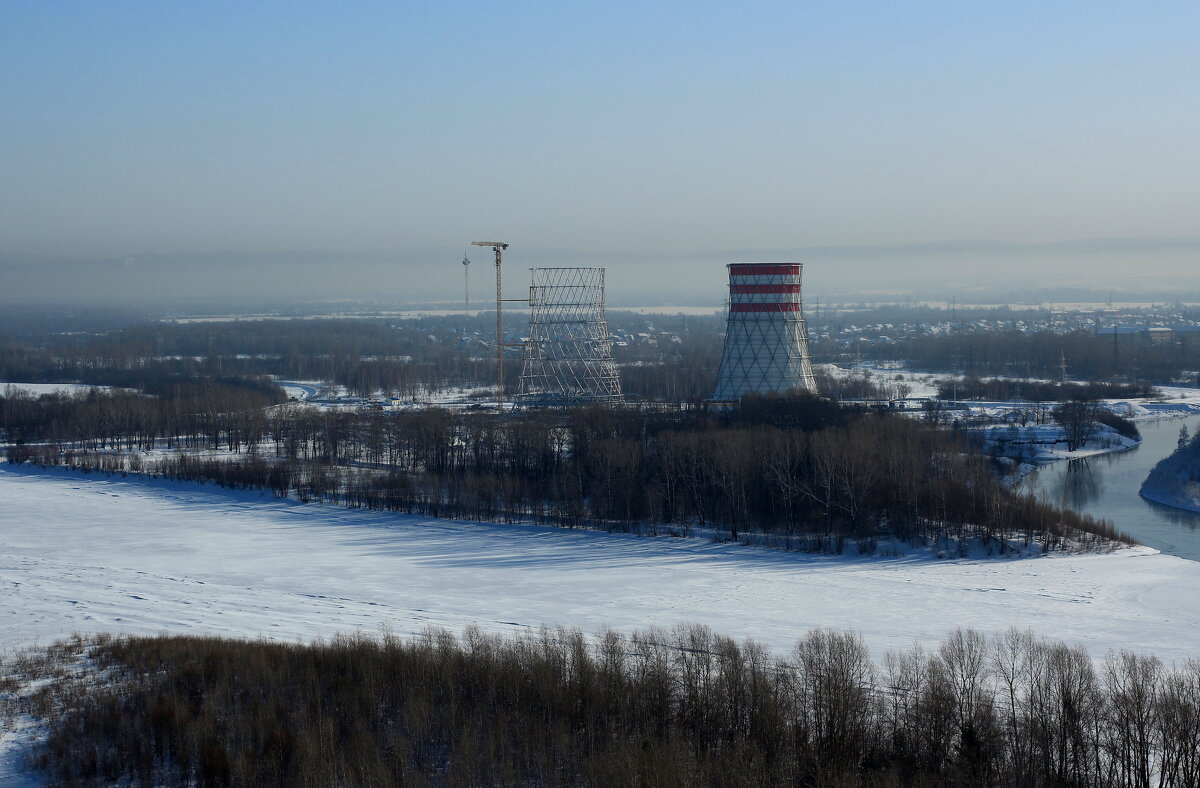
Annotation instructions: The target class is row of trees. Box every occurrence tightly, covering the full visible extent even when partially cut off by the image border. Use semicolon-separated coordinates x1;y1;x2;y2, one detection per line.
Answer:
879;330;1200;384
0;380;284;450
938;377;1158;404
23;626;1200;786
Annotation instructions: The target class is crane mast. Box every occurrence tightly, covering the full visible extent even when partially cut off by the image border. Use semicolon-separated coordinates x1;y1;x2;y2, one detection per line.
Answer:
471;241;510;411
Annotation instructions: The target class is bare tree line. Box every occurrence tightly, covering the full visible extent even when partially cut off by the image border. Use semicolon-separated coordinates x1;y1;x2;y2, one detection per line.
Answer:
876;330;1200;384
0;381;282;450
940;377;1158;404
12;626;1199;786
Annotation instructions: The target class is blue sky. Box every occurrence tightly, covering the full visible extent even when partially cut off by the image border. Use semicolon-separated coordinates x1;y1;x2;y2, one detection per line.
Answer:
3;1;1199;302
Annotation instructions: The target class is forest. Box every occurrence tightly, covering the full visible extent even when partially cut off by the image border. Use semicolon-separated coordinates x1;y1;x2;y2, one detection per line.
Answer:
3;386;1129;552
1139;425;1200;513
11;626;1200;787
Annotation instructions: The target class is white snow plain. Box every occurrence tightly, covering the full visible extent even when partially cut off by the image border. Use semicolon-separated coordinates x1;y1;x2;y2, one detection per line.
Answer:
0;383;116;397
2;466;1199;665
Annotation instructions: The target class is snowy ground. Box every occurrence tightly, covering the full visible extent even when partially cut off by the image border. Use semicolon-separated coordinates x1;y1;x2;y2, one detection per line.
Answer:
821;364;1200;464
818;363;943;399
0;383;117;397
0;711;42;788
276;364;1200;418
277;380;322;401
1141;485;1200;515
275;379;496;410
2;466;1199;667
974;422;1142;463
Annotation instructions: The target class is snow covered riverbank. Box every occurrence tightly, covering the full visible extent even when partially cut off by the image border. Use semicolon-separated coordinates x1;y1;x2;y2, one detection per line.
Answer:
2;466;1199;665
1140;486;1200;515
979;422;1141;464
1140;431;1200;514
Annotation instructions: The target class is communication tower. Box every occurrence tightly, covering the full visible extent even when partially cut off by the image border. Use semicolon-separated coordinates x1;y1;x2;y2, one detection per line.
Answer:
462;255;471;310
516;267;622;407
711;263;818;401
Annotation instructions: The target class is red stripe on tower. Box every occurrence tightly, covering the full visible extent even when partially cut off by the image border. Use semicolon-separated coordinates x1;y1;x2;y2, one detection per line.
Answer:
728;264;801;276
729;303;802;313
729;284;802;294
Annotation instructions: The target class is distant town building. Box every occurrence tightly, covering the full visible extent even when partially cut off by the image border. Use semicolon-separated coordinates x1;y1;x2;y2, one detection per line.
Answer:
1096;325;1198;346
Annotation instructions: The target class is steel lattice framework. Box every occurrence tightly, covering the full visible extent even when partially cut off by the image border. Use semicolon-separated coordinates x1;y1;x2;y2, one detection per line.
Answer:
711;263;818;401
516;267;623;407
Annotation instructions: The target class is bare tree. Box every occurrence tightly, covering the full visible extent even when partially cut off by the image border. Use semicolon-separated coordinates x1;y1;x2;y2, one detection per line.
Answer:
1053;399;1102;452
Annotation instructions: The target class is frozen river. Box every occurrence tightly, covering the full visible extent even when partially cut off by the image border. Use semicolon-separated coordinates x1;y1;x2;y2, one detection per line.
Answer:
1025;415;1200;561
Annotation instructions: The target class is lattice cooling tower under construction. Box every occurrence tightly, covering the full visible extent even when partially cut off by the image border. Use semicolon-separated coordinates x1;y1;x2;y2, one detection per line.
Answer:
516;267;623;407
711;263;818;401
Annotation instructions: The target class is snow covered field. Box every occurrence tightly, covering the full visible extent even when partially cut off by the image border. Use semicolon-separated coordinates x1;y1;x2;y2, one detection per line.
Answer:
825;365;1200;411
275;379;496;410
3;467;1200;666
0;383;116;397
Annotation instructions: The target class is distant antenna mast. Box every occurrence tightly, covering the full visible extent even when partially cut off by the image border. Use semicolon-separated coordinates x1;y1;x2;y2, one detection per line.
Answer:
462;255;471;310
471;241;511;411
1060;349;1068;383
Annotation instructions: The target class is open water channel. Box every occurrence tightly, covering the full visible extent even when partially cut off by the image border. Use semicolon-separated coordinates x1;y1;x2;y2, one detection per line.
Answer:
1024;415;1200;561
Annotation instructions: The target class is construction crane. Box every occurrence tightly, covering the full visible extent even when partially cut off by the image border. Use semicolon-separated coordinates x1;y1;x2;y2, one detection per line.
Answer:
471;241;510;411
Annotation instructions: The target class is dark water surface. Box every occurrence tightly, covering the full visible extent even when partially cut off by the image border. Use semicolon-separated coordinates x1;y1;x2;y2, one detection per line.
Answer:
1024;415;1200;561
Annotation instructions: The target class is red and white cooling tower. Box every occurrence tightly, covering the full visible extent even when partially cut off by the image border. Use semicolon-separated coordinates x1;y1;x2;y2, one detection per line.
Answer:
711;263;818;401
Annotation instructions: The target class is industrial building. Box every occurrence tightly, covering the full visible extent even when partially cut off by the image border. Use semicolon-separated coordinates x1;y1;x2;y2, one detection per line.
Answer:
1096;325;1200;346
516;267;623;407
711;263;818;402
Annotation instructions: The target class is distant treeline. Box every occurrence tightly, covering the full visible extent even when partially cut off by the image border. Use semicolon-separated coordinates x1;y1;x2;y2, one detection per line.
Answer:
0;314;724;402
6;392;1131;551
937;376;1158;403
0;320;499;400
7;311;1199;408
19;626;1200;787
874;330;1200;384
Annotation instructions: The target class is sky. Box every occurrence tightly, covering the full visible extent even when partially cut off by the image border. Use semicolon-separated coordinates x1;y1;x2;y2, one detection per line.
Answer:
3;1;1200;306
